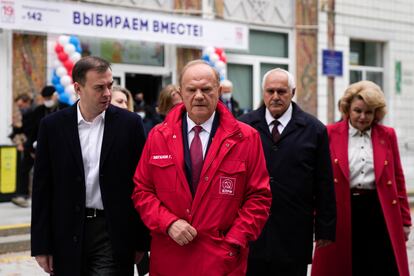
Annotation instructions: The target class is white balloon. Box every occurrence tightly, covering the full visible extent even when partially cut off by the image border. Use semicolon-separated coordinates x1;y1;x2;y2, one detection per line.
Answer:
60;75;72;87
215;60;226;70
53;59;62;68
210;53;219;63
70;52;81;63
56;66;68;77
65;84;75;94
220;68;227;77
64;43;76;55
58;35;70;45
203;46;215;56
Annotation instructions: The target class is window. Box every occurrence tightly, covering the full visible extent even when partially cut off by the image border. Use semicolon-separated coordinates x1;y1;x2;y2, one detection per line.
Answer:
349;40;383;87
79;36;165;66
227;30;291;111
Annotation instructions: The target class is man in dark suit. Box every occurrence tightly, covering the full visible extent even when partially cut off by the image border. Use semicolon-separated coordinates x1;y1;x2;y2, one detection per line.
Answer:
239;68;336;276
31;56;149;276
219;79;243;117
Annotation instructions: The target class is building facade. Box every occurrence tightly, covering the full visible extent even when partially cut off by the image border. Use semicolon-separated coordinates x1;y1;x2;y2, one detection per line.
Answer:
0;0;413;191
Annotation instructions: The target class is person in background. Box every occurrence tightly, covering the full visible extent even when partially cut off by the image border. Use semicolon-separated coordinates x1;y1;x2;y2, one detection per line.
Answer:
134;91;145;110
9;93;34;208
31;56;149;276
132;60;271;275
28;86;70;155
239;68;336;276
111;85;134;111
157;84;182;120
219;79;242;117
311;80;412;276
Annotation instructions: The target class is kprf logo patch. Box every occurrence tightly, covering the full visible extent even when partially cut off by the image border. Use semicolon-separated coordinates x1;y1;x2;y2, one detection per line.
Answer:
219;177;236;195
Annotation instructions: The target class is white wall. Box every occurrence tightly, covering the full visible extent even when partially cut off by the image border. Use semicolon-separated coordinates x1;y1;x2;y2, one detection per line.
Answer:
318;0;414;191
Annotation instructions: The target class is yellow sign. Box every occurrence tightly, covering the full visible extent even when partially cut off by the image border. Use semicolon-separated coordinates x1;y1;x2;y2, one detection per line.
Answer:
0;147;17;194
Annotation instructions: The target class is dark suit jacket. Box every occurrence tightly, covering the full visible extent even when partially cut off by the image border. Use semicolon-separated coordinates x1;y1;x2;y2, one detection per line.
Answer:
31;104;149;276
219;96;243;117
239;103;336;264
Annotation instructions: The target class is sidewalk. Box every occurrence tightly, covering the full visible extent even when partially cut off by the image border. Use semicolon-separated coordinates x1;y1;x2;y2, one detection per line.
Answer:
0;202;413;275
0;201;31;228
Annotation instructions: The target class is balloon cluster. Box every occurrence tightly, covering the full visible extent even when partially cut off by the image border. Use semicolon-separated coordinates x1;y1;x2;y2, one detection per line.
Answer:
52;35;82;105
201;47;227;81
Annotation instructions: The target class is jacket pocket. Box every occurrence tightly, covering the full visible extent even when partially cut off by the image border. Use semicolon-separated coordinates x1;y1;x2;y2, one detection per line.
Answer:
149;157;176;192
212;160;246;199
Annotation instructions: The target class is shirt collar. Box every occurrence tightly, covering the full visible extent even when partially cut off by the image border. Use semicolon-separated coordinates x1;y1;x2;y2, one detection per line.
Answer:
77;101;106;125
265;103;293;128
348;120;371;138
186;112;215;135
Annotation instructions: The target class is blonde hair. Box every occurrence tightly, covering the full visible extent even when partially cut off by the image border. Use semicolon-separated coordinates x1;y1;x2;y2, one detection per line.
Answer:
112;85;134;112
158;84;180;116
339;80;387;122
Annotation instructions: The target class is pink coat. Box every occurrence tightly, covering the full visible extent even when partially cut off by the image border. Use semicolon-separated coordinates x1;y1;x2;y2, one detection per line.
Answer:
132;103;272;276
311;120;412;276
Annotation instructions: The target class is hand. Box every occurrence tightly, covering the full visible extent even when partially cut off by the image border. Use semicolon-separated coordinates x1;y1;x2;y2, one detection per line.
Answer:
316;239;333;248
403;226;411;241
134;251;145;264
35;255;53;274
167;219;197;246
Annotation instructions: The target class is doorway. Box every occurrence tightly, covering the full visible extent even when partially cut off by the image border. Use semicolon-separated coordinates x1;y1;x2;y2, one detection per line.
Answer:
125;73;162;108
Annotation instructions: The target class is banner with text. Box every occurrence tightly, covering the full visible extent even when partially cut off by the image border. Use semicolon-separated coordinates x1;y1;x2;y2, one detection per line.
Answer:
0;0;248;50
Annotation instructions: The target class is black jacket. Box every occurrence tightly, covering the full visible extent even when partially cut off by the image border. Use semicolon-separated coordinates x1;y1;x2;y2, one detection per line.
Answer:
239;103;336;264
31;104;149;276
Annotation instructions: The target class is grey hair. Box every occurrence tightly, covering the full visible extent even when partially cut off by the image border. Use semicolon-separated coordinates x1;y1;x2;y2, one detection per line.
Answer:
220;79;233;88
262;68;296;91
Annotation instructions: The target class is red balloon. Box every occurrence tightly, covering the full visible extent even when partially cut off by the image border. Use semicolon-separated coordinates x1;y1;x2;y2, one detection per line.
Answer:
64;60;74;71
55;43;64;54
58;52;68;62
215;48;223;56
219;55;227;63
68;69;73;77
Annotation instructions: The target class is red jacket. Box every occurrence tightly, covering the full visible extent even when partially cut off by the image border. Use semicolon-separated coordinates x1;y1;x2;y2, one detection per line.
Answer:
311;120;412;276
132;102;272;276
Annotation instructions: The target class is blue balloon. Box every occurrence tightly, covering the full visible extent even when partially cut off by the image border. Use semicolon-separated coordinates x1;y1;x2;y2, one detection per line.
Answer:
202;54;210;62
220;75;225;81
52;75;60;86
76;45;82;53
69;36;80;47
53;70;59;79
58;92;72;105
54;84;65;94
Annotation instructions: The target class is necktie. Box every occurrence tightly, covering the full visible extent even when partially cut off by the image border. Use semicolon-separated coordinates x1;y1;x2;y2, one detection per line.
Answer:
190;126;204;194
272;120;281;143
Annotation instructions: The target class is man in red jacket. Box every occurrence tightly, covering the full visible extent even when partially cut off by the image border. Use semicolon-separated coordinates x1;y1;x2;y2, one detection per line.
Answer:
132;60;272;275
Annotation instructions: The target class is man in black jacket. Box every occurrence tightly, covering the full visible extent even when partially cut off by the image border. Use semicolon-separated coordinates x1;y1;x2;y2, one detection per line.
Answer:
31;56;149;276
239;68;336;276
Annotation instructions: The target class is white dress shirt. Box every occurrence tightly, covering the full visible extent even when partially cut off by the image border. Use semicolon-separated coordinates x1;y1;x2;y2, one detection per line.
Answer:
265;103;293;134
77;103;105;209
348;122;375;190
187;112;215;159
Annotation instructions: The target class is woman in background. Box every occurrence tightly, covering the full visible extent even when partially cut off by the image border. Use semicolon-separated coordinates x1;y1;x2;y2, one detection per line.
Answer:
111;85;134;111
311;81;411;276
157;84;182;120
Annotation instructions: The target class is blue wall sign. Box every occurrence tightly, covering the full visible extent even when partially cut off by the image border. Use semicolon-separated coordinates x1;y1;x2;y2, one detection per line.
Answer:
322;50;343;77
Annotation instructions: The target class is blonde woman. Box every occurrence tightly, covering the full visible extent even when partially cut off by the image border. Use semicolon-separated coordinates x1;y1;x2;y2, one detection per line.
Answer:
111;85;134;111
312;81;411;276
